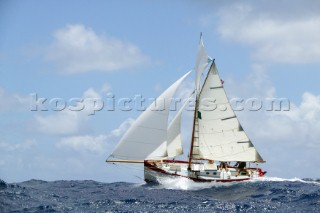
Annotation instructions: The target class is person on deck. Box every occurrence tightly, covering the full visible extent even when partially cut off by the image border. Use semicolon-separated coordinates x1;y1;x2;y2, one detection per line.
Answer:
219;162;228;172
235;161;247;176
205;160;216;170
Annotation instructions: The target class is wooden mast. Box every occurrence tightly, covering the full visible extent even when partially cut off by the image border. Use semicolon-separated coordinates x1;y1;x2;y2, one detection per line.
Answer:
187;61;214;170
188;33;206;171
187;96;198;170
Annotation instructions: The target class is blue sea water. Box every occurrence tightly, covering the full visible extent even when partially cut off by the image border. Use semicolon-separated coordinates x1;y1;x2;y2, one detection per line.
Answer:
0;177;319;212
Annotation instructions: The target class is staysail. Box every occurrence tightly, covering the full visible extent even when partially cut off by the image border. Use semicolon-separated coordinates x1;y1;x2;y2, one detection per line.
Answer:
166;94;193;158
166;104;184;158
108;71;191;161
193;62;264;162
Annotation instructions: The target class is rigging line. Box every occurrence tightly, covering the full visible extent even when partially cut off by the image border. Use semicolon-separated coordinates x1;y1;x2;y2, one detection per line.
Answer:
134;175;144;181
117;163;144;172
109;163;144;181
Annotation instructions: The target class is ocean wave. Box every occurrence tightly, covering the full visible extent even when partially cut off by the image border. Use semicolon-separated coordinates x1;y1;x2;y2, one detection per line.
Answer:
0;178;319;212
251;176;320;185
0;179;7;190
149;176;320;191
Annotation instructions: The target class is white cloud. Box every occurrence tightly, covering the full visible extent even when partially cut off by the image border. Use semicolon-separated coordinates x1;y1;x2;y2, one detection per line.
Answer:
215;2;320;63
34;88;102;135
109;118;134;137
224;64;276;106
83;87;101;99
57;135;107;154
259;92;320;148
56;118;134;154
153;83;162;93
46;24;148;74
35;111;85;135
227;65;320;149
0;87;30;112
0;117;136;182
224;65;320;178
100;82;112;94
250;91;320;178
226;65;320;148
0;139;38;151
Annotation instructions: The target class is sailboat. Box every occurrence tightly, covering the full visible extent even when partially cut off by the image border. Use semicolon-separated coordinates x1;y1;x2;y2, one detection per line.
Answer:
106;35;266;183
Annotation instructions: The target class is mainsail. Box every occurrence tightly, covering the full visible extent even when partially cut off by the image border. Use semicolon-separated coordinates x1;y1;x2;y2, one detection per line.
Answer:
108;71;191;161
192;62;264;162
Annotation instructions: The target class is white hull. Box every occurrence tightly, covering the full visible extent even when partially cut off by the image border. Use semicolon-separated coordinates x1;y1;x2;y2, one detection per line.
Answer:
144;160;266;183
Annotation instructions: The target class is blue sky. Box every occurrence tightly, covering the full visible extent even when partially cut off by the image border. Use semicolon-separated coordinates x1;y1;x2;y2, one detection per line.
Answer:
1;0;320;183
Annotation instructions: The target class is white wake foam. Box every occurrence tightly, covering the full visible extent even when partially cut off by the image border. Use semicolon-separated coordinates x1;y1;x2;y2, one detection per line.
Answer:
147;176;319;190
256;176;304;182
251;176;320;185
153;176;239;191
